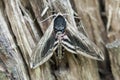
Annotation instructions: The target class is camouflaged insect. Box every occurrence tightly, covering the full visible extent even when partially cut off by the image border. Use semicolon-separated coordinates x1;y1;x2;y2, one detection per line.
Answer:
30;13;104;69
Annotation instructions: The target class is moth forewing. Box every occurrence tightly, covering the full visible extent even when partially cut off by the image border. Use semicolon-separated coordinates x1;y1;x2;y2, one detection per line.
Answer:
31;45;58;69
75;19;88;37
61;35;76;54
31;50;53;69
61;41;76;54
30;20;56;69
66;21;104;61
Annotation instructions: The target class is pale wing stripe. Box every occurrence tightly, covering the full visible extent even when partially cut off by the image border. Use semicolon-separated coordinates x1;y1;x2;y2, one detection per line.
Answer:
31;42;58;69
66;21;104;60
30;20;55;68
31;50;53;69
62;40;76;53
76;50;103;61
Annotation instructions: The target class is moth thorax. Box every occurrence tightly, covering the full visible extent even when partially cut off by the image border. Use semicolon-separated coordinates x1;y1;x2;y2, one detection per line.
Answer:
54;15;66;33
56;32;65;40
56;31;62;36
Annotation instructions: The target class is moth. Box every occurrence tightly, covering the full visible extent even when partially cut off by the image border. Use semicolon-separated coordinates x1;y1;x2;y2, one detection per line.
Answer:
30;13;104;69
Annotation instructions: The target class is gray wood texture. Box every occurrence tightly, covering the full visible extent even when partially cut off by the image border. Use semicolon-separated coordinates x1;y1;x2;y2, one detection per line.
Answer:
0;0;119;80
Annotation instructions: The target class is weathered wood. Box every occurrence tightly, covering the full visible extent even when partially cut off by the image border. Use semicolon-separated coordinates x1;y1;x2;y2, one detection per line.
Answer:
1;0;119;80
106;40;120;80
105;0;120;41
105;0;120;80
0;0;29;80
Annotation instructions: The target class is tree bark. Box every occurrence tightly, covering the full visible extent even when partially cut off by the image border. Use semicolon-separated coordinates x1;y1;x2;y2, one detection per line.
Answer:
105;0;120;80
0;0;119;80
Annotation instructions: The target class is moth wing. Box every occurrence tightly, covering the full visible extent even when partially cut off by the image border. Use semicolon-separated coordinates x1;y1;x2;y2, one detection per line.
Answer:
61;35;76;54
77;20;88;37
30;22;57;69
65;22;104;61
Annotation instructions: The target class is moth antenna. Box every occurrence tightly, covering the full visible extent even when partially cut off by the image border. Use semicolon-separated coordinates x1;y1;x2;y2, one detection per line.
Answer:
39;13;68;23
39;14;56;23
36;12;81;24
35;14;55;22
59;14;81;20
